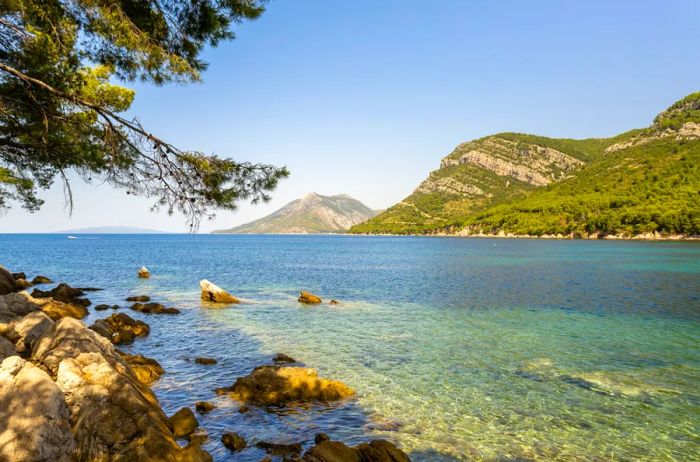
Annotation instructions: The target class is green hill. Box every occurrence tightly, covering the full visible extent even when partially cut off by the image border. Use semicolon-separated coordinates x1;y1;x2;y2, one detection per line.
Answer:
350;92;700;237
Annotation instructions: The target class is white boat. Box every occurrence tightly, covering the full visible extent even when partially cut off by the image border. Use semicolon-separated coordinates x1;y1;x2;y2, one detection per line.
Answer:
67;235;78;239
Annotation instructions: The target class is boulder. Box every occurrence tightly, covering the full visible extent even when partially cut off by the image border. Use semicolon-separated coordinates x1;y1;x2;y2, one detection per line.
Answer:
5;311;54;354
11;272;26;280
119;351;164;385
95;304;119;311
200;280;239;304
195;401;216;414
273;353;297;364
126;295;151;302
256;441;303;458
0;290;87;323
90;312;150;345
138;266;151;278
0;336;16;361
298;290;322;304
221;365;354;406
130;302;180;314
0;356;76;462
39;298;89;321
221;432;247;452
303;438;410;462
169;407;199;438
0;265;17;295
14;278;32;289
32;317;211;462
32;283;91;307
195;357;217;365
31;275;52;284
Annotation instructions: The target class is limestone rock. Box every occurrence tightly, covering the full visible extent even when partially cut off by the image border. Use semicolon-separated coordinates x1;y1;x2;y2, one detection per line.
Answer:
130;302;180;314
138;266;151;278
0;356;76;462
257;441;303;458
95;304;119;311
195;401;215;414
31;275;52;284
200;280;239;304
6;311;54;354
222;365;354;406
32;318;211;462
0;336;16;360
11;272;26;281
195;357;217;365
221;432;247;452
298;290;322;304
40;298;89;321
273;353;297;364
0;265;16;295
169;407;199;438
90;313;150;345
303;438;410;462
32;283;91;307
0;290;86;323
14;278;32;290
119;352;164;385
126;295;150;302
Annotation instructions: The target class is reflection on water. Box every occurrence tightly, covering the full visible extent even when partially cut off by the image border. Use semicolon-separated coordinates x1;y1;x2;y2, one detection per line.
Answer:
1;234;699;461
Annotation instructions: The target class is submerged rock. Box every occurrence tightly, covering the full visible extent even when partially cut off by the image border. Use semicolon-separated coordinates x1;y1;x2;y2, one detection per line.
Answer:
273;353;297;364
169;407;199;438
221;432;247;452
119;351;164;385
90;312;150;345
31;275;52;284
138;266;151;278
200;280;239;304
298;290;322;304
221;365;354;406
195;357;217;365
32;317;211;461
195;401;216;414
126;295;151;302
256;440;303;458
95;304;120;311
329;299;340;305
303;438;411;462
5;311;54;355
0;356;76;462
130;302;180;314
32;282;91;307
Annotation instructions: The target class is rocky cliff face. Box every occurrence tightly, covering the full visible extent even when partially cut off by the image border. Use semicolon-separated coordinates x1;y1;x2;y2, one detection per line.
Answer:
214;193;378;234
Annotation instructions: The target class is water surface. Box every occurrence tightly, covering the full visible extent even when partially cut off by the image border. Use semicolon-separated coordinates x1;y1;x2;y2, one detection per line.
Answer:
1;235;699;461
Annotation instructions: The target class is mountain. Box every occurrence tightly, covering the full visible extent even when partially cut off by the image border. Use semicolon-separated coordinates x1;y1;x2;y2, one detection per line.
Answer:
55;226;167;234
214;193;379;234
350;92;700;237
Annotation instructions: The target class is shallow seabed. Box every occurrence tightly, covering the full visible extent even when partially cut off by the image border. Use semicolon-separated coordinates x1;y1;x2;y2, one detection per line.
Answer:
2;234;699;461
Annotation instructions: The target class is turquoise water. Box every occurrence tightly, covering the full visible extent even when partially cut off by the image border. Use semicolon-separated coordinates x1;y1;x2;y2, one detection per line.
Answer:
1;235;699;461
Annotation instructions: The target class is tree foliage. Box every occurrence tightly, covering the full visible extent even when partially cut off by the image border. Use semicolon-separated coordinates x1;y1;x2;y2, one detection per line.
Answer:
0;0;288;228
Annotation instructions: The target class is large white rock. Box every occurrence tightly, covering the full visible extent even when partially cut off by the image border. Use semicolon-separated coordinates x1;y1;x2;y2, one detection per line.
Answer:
0;356;76;462
200;279;239;304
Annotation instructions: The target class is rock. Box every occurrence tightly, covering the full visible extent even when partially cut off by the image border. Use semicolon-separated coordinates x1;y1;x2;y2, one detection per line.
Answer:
222;365;354;406
32;283;91;307
90;312;150;345
256;441;303;458
119;351;164;385
298;290;322;304
329;299;340;305
0;290;87;322
0;336;16;360
238;405;249;413
31;317;211;461
195;401;216;414
303;438;410;462
138;266;151;278
0;356;76;462
11;272;26;280
221;432;247;452
314;433;330;444
130;302;181;314
31;275;52;284
0;265;17;295
273;353;297;364
126;295;151;302
94;304;119;311
195;357;217;365
200;280;239;304
5;311;54;354
169;407;199;438
14;278;32;289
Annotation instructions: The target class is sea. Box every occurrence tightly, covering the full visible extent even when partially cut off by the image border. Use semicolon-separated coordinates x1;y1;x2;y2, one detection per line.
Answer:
1;234;699;461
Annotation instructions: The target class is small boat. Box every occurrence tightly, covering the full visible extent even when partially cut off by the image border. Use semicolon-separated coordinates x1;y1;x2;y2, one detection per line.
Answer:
67;235;78;239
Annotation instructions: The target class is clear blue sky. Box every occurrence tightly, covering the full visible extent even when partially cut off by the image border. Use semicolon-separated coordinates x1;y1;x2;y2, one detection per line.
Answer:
2;0;699;232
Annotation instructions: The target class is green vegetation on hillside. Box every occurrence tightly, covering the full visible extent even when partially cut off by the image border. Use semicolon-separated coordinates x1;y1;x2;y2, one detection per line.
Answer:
350;93;700;237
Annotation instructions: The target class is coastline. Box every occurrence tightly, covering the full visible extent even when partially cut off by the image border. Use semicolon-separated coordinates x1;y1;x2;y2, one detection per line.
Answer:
346;231;700;241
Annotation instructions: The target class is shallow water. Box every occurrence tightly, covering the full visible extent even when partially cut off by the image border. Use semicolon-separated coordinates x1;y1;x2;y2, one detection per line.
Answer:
1;234;699;461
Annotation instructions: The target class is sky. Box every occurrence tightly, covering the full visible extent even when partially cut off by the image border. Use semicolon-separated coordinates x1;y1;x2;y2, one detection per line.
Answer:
2;0;699;233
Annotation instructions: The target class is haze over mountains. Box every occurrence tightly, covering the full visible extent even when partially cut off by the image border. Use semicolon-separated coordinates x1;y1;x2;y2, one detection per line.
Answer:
214;193;378;234
350;92;700;238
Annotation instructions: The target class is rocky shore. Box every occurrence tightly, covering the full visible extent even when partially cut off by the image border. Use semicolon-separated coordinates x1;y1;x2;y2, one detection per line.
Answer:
0;264;411;461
